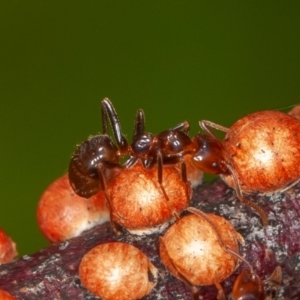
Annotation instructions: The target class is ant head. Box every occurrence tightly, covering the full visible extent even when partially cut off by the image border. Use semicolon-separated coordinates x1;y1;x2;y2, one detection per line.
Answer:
232;268;264;300
191;134;228;175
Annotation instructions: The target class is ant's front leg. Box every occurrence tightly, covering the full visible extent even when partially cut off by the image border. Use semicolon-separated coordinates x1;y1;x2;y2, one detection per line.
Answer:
97;167;122;235
225;163;268;226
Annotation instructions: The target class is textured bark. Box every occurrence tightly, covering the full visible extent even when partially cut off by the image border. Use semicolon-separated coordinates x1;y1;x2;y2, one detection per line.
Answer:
0;179;299;299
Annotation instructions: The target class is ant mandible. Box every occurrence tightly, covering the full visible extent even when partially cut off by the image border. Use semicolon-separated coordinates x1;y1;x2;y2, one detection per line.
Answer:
68;98;267;226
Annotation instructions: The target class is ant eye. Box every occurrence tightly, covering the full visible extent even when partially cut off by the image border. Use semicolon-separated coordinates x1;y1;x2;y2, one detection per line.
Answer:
212;162;218;168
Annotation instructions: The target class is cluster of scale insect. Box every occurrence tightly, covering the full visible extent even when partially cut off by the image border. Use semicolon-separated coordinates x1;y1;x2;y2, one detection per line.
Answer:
38;99;300;299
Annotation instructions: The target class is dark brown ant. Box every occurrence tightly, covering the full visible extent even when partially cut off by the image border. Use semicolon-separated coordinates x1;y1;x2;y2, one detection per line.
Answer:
68;98;191;229
124;107;267;225
68;98;267;227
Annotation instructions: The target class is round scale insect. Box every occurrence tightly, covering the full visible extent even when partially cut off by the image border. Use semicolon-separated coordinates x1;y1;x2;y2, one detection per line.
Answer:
106;161;190;234
79;242;158;300
159;206;244;300
160;207;282;300
199;110;300;225
37;174;109;243
221;110;300;195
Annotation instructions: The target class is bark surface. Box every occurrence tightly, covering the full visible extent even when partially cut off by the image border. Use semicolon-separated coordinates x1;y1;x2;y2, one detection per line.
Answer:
0;179;299;299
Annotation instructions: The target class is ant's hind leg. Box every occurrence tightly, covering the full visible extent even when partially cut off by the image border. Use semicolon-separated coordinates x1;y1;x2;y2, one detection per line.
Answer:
101;98;128;154
170;121;190;134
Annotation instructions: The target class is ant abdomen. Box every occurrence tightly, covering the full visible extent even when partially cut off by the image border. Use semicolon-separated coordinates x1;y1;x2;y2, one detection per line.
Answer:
191;134;228;174
68;135;121;198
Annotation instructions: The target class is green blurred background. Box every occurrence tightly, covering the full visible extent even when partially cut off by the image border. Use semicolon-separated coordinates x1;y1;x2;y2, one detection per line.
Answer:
1;1;300;256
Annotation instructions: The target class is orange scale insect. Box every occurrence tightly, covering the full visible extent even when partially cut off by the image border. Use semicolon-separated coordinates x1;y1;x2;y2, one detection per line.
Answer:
160;207;244;300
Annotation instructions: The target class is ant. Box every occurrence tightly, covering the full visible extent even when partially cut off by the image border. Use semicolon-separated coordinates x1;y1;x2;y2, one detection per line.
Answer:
68;98;191;230
68;98;267;227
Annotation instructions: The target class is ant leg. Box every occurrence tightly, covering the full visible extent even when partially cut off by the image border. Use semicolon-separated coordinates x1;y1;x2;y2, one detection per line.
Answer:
97;168;121;235
199;120;230;139
169;121;190;134
267;266;282;286
180;161;192;200
101;98;128;154
264;266;282;298
225;163;269;226
157;151;180;220
214;281;225;300
181;161;188;183
175;160;196;211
